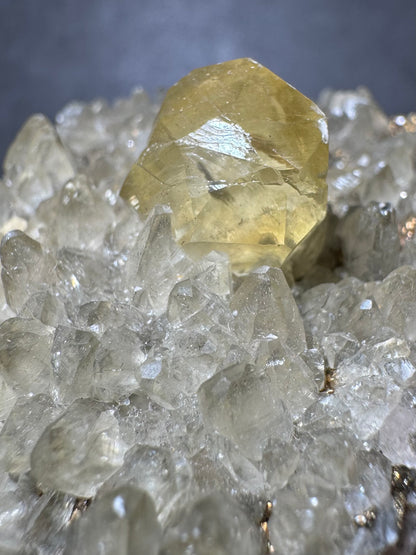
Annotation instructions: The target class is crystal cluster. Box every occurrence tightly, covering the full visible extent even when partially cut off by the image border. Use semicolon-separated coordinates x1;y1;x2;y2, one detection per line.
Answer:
0;66;415;554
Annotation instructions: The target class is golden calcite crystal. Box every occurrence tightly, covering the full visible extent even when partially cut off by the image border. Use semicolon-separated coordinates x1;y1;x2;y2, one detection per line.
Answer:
121;58;328;274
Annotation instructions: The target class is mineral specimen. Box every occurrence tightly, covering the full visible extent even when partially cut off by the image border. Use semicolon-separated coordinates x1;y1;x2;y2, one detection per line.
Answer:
121;58;328;274
0;67;415;554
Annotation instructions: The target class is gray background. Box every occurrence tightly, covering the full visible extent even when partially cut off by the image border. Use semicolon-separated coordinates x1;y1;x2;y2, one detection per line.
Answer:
0;0;415;163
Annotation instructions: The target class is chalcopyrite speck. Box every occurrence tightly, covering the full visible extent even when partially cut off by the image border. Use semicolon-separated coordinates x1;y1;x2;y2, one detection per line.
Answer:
0;59;415;554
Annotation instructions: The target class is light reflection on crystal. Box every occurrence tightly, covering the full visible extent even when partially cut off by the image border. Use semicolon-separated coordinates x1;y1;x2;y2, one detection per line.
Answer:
121;58;328;275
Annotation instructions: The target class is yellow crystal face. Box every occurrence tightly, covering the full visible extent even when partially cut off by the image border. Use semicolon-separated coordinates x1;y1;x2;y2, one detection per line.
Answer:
121;58;328;273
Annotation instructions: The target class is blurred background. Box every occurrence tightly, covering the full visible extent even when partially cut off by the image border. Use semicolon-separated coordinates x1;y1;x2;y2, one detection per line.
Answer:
0;0;415;163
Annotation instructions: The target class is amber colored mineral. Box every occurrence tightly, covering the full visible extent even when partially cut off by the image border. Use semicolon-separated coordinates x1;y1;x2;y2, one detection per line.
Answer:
121;58;328;273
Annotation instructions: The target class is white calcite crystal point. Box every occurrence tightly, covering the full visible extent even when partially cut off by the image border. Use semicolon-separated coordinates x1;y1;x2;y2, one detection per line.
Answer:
3;114;74;217
160;492;261;555
64;486;162;555
230;265;307;353
198;361;294;461
30;399;128;498
0;393;59;476
0;230;56;314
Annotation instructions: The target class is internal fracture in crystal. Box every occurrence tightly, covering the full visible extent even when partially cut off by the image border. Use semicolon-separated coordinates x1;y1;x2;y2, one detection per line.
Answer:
121;58;329;273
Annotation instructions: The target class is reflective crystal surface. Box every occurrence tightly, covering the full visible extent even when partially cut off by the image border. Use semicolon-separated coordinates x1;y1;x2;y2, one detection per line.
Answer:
31;399;127;498
2;115;74;217
160;492;261;555
121;58;328;273
0;69;415;554
65;486;162;555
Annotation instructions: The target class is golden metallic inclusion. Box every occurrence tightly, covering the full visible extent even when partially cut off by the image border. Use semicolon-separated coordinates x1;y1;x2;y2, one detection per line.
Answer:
121;58;328;273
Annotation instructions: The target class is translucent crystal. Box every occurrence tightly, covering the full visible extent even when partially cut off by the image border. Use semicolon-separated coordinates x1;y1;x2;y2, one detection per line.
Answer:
260;438;299;491
2;114;74;216
373;266;416;342
1;230;56;314
121;58;328;273
113;391;178;453
65;486;161;555
299;265;416;444
0;317;53;395
0;394;58;475
27;174;116;252
92;326;145;402
320;87;416;218
23;489;76;554
125;208;196;315
378;386;416;467
230;266;307;353
31;399;127;497
54;247;113;316
56;90;158;196
254;339;317;419
337;202;400;281
0;278;14;325
51;326;99;403
100;445;192;525
198;361;293;460
160;492;261;555
136;266;236;408
0;179;14;233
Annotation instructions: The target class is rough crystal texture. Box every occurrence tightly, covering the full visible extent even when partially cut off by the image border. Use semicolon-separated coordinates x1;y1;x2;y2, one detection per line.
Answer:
31;399;127;497
0;394;59;475
121;58;328;273
2;115;74;217
65;486;162;555
337;201;400;280
320;87;416;219
56;90;158;198
160;492;261;555
0;73;415;554
199;361;294;460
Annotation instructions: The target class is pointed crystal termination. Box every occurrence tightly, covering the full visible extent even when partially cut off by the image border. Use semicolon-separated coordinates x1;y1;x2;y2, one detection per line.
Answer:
121;58;328;274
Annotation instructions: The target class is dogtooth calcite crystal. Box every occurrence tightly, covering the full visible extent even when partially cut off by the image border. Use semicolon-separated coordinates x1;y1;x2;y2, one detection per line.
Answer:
121;58;328;273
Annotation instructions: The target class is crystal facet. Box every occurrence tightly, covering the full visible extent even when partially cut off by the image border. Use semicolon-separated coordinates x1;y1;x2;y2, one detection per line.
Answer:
121;58;328;273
